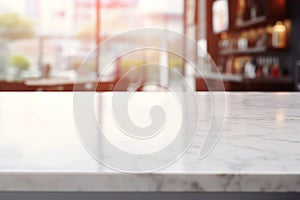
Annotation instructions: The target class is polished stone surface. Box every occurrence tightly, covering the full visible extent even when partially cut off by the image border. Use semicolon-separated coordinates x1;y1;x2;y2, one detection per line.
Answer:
0;92;299;192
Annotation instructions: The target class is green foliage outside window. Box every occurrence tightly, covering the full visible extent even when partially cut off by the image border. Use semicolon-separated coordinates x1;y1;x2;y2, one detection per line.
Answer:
0;13;34;40
10;55;30;70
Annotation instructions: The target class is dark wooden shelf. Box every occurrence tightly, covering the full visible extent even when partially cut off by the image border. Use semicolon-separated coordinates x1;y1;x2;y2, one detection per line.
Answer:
235;16;267;29
220;46;288;56
220;46;267;56
243;76;293;83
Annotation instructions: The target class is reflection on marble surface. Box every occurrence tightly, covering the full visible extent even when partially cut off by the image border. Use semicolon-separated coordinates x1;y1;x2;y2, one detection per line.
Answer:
0;92;299;192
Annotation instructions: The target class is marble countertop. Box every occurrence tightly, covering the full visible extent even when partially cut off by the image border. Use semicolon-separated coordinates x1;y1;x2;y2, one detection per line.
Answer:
0;92;299;192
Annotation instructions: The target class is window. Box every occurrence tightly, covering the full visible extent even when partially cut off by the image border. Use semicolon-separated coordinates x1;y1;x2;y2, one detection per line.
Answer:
0;0;193;91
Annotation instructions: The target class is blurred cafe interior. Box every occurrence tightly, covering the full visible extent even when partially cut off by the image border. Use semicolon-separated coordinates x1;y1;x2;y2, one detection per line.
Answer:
0;0;299;92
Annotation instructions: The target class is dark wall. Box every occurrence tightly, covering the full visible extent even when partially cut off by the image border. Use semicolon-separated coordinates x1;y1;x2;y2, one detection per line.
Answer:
286;0;300;80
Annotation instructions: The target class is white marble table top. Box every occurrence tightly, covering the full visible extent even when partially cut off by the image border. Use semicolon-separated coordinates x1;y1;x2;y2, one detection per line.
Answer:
0;92;299;192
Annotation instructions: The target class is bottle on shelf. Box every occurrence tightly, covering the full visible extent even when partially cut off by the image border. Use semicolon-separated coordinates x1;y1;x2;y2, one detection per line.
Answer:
236;0;246;25
225;56;234;74
219;32;230;50
244;58;256;78
262;57;271;77
250;0;258;19
242;0;251;21
271;57;280;78
266;25;273;48
247;29;257;48
255;57;264;78
237;32;248;49
272;21;287;49
256;28;267;48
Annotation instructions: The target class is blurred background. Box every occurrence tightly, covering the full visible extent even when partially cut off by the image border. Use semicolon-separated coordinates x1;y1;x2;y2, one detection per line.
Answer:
0;0;204;91
0;0;299;91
